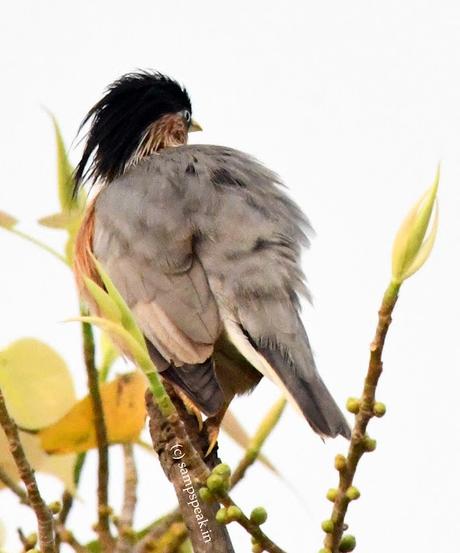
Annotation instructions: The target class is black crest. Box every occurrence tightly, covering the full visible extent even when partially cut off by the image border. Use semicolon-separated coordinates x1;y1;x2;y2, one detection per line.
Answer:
74;71;191;190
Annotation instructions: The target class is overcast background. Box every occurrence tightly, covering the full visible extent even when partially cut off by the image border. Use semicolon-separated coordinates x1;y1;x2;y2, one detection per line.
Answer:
1;1;460;551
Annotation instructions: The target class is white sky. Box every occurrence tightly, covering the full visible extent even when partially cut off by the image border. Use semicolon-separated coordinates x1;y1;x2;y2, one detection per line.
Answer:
1;1;460;551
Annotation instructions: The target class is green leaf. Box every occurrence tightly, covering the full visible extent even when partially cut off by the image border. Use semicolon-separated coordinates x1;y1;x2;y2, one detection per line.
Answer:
392;167;440;283
50;114;76;213
403;201;439;279
0;339;76;429
99;332;119;382
83;276;122;323
91;256;146;347
67;316;153;373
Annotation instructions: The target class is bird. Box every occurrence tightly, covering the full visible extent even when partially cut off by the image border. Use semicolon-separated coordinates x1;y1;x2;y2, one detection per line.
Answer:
73;70;350;451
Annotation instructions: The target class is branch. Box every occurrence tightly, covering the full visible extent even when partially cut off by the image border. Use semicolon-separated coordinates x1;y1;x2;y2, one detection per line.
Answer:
58;452;86;527
323;282;400;552
115;443;138;553
81;317;113;552
146;390;235;553
138;396;286;552
0;389;56;553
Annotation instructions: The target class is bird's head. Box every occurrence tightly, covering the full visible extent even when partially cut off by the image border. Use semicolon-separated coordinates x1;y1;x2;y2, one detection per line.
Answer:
74;71;201;189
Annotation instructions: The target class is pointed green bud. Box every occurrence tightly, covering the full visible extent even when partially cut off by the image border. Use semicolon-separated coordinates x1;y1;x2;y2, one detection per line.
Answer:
250;506;268;525
215;507;228;524
213;463;231;479
206;474;225;494
391;166;439;284
373;402;386;417
227;505;242;522
339;534;356;551
326;488;338;502
363;436;377;452
345;486;360;501
198;487;213;503
334;454;347;471
321;519;334;533
252;544;263;553
346;397;360;414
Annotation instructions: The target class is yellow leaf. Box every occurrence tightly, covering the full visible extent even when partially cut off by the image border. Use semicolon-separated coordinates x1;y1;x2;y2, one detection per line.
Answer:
38;211;78;229
0;210;18;230
0;339;76;429
39;371;147;454
0;429;76;492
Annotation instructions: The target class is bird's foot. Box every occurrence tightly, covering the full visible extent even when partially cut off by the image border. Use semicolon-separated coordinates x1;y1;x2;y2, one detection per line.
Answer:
204;419;221;457
175;389;203;431
203;402;229;457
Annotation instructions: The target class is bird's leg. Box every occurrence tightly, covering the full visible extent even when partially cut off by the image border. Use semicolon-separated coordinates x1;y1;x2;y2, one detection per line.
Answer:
204;401;230;457
170;386;204;430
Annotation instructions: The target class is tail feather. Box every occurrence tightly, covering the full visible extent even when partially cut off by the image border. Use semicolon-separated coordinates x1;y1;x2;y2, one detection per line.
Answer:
222;311;351;440
257;345;351;439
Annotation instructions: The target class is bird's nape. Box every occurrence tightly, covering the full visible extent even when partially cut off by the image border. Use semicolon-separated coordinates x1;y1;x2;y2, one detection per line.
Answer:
73;70;192;192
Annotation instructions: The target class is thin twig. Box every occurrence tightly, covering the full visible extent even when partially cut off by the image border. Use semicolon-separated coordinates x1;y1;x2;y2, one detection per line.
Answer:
58;452;86;526
81;317;113;552
218;493;286;553
6;227;68;264
0;465;29;504
133;511;182;553
115;443;138;553
146;522;188;552
323;282;400;552
55;526;88;553
56;452;86;551
0;389;56;553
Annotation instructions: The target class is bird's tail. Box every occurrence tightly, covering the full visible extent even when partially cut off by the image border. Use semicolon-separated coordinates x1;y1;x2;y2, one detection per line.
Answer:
256;344;351;439
223;307;351;439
